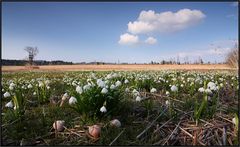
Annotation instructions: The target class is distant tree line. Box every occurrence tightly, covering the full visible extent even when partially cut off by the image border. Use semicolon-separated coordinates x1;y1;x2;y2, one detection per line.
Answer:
2;59;73;66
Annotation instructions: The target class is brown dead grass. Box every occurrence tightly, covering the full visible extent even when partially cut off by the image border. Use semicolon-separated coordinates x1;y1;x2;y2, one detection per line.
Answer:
2;64;237;72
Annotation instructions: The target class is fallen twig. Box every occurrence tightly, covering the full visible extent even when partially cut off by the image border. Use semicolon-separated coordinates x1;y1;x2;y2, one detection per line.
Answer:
136;107;168;139
109;129;125;146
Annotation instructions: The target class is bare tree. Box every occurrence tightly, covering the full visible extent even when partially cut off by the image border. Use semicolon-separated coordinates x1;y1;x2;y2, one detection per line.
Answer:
24;46;39;66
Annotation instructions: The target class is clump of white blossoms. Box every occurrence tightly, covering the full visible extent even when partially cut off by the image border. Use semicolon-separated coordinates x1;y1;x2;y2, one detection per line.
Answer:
76;86;83;94
124;79;129;84
135;96;142;102
150;88;157;93
69;96;77;105
101;88;108;94
207;82;218;91
3;92;11;98
100;106;107;113
115;81;122;87
171;85;178;92
5;101;13;108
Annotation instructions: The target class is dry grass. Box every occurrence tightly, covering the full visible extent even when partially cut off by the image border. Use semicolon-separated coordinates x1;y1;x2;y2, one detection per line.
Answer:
2;64;236;72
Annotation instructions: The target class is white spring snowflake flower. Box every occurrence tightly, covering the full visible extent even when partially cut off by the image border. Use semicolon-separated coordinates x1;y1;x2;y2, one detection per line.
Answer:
97;79;106;88
83;84;91;91
198;87;205;93
171;85;178;92
10;83;15;87
115;81;122;87
101;88;108;94
125;88;130;92
3;92;11;98
166;91;170;96
27;84;33;89
69;96;77;105
232;117;237;125
150;88;157;93
110;84;116;90
205;89;212;94
220;83;223;87
165;100;170;106
5;101;13;108
124;79;129;84
39;82;44;87
180;84;184;87
136;96;142;102
47;86;50;89
76;86;83;94
207;82;217;91
9;85;14;90
33;92;36;95
100;106;107;113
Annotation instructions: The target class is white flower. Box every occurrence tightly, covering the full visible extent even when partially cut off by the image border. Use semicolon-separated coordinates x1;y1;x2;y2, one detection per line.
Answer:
115;81;122;87
2;89;5;92
207;82;217;91
69;96;77;105
62;93;68;101
3;92;11;98
205;89;212;94
166;91;170;96
165;100;170;106
198;87;205;93
39;82;44;87
47;86;50;89
33;92;36;95
83;84;91;91
150;88;157;93
101;88;108;94
97;79;106;88
220;83;223;87
5;101;13;108
135;96;142;102
232;117;237;125
9;86;14;90
100;106;107;113
110;84;116;90
10;83;15;87
27;84;33;89
124;79;129;84
171;85;178;92
125;88;130;92
180;84;184;87
76;86;83;94
133;89;140;96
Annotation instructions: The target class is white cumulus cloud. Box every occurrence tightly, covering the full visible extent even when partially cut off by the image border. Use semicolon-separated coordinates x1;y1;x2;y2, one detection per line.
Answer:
145;37;157;44
127;9;206;34
118;33;139;45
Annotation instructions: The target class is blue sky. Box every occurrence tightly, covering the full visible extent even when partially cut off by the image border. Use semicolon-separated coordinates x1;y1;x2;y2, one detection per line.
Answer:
2;2;238;63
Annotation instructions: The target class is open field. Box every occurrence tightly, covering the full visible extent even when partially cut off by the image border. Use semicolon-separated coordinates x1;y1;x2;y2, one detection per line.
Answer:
1;70;238;145
2;64;237;72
